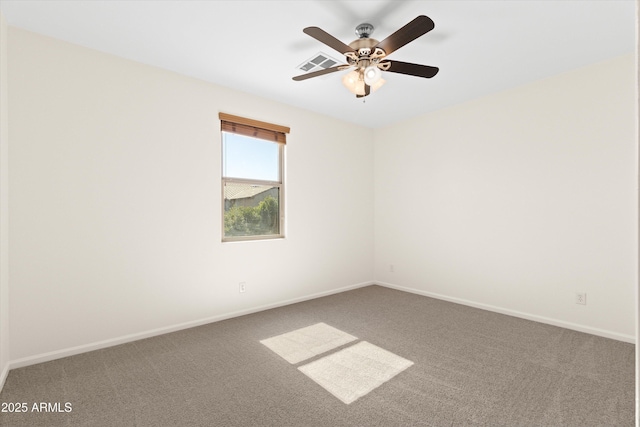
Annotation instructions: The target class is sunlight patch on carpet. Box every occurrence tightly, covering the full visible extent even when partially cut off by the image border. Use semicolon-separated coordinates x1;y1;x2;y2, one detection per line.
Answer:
260;322;357;364
298;341;414;404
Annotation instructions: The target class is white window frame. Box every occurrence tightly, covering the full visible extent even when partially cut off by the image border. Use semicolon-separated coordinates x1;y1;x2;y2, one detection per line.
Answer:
220;113;288;242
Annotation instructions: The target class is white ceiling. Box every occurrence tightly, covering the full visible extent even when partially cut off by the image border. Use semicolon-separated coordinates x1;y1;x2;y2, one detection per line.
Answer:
0;0;636;128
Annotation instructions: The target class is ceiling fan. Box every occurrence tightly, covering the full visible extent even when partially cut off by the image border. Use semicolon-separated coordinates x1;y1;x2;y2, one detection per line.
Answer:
292;15;439;98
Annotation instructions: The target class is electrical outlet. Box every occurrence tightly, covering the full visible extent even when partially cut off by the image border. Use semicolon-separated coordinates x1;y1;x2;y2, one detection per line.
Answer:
239;282;246;293
575;292;586;305
389;264;395;273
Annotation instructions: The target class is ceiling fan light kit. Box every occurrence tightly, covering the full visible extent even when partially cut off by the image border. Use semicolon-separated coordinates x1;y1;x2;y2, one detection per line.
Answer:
342;69;385;96
293;15;439;98
364;65;382;85
341;70;365;95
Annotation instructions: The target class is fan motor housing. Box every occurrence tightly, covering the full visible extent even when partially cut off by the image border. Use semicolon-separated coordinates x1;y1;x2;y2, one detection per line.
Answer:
350;38;385;59
348;38;379;51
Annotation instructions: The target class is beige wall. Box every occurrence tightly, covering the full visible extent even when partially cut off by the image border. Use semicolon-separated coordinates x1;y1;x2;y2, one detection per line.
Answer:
374;54;637;341
7;28;374;363
635;0;640;417
0;11;9;387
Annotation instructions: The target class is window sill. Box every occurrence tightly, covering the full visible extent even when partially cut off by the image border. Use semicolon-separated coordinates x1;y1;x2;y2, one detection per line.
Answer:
222;235;285;243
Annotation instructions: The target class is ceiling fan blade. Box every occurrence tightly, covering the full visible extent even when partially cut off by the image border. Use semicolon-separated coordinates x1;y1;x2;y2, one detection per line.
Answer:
292;65;351;81
303;27;356;56
384;60;439;78
374;15;435;56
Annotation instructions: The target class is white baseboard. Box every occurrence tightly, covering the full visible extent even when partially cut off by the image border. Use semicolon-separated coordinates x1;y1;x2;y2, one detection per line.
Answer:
8;280;374;371
376;281;636;344
6;278;632;380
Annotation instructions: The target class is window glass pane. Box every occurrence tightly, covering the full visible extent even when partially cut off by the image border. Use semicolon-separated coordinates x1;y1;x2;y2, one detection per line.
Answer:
222;132;279;181
224;182;280;237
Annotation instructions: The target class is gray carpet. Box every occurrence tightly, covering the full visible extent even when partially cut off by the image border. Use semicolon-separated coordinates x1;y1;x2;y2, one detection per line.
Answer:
0;285;634;426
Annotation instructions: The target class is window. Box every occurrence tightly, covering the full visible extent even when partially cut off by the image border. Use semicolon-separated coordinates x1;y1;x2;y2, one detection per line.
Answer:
220;113;288;241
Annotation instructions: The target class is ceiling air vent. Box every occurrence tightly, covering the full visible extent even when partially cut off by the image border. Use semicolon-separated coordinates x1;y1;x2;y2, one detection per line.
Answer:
297;52;341;73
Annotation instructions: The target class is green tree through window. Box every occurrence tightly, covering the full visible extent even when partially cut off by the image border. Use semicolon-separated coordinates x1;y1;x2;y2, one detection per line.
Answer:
224;195;279;236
